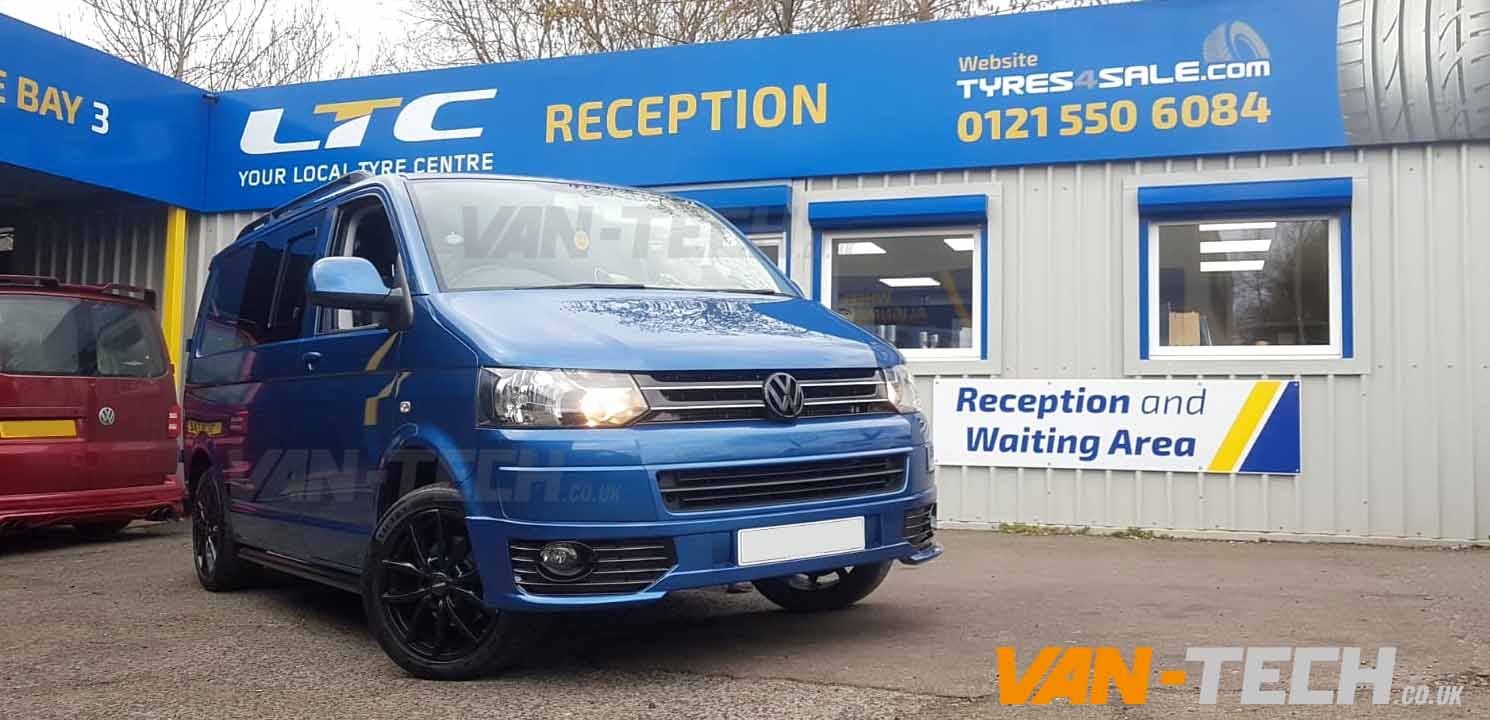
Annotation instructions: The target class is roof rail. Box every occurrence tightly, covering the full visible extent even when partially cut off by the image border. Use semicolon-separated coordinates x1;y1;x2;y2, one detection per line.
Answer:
237;170;375;240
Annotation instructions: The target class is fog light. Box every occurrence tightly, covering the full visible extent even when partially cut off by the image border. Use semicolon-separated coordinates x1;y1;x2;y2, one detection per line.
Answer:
537;541;593;580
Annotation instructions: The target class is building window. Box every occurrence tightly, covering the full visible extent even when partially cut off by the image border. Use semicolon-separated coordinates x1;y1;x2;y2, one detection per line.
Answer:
0;226;13;275
1147;215;1343;359
821;227;980;359
748;232;786;272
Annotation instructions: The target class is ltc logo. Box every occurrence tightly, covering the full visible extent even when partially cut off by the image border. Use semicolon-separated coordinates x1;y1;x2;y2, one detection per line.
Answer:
239;88;497;155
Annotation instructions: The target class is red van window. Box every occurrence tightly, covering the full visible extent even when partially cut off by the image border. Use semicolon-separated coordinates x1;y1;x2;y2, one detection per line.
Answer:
0;295;166;378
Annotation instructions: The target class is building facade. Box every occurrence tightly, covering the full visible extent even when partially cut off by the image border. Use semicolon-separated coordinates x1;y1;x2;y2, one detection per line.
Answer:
3;0;1488;542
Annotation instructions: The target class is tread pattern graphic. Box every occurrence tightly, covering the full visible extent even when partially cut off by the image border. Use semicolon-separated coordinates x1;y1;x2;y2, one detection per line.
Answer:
1338;0;1490;144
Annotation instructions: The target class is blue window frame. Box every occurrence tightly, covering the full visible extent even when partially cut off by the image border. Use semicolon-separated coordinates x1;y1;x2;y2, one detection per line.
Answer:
1138;178;1353;361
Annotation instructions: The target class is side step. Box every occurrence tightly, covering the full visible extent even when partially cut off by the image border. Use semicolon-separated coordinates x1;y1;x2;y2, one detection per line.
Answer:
237;547;362;594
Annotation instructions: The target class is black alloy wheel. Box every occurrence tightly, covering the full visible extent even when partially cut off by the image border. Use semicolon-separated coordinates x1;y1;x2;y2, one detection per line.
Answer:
363;485;544;680
192;469;245;591
193;487;223;576
376;506;496;662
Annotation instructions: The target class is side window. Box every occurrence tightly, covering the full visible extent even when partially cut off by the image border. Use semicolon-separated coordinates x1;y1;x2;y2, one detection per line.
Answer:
263;230;318;343
321;198;401;333
197;246;256;355
197;219;321;355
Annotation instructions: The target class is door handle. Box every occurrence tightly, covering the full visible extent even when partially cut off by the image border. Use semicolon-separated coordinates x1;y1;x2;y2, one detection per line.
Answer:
301;351;323;371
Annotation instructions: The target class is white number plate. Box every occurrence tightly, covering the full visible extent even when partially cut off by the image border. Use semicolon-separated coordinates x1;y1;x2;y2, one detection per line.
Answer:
736;516;866;567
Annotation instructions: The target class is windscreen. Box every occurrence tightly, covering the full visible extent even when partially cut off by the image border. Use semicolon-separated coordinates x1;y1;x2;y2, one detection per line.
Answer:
0;295;167;377
409;180;789;294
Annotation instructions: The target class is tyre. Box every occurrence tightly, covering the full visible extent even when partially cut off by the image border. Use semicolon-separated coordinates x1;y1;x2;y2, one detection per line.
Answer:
1337;0;1490;144
73;519;131;540
362;485;543;681
192;468;247;591
752;561;893;612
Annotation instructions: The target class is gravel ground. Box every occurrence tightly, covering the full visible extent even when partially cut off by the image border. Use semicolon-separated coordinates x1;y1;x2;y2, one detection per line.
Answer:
1;522;1486;719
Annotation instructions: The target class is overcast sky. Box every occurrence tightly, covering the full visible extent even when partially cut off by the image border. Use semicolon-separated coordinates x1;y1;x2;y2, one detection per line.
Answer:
0;0;402;71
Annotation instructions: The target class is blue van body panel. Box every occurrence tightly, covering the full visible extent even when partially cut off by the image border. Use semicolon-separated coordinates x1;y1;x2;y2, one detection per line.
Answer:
467;484;939;611
185;173;940;612
432;290;902;371
471;414;927;521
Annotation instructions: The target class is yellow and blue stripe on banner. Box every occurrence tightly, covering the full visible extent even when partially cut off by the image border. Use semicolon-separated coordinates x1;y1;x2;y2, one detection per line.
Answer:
1206;380;1302;475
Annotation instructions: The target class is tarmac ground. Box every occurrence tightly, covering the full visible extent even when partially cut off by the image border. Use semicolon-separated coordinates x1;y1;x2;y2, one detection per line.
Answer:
1;521;1485;719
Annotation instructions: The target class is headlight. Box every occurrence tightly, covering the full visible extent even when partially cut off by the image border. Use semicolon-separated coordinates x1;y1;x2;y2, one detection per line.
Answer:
482;368;648;428
884;364;920;413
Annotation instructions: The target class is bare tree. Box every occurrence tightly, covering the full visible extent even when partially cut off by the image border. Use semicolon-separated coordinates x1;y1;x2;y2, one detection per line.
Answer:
82;0;359;90
385;0;1125;71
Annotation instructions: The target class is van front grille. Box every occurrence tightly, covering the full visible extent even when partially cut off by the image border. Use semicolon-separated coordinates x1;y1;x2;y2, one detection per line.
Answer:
509;538;676;596
636;368;894;424
657;454;907;512
903;503;936;551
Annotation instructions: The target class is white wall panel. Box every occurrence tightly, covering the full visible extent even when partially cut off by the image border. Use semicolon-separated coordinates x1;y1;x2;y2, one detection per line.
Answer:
801;143;1489;542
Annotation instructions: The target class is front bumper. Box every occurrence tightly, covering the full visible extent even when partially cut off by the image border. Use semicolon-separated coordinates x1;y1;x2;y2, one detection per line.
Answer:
468;484;938;610
0;476;185;531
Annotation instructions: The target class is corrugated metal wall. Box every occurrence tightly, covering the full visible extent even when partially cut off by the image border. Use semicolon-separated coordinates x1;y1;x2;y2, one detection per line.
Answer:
11;202;168;296
788;142;1490;543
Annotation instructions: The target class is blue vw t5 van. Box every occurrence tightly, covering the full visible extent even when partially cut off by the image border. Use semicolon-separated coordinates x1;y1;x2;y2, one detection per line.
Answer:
184;172;940;679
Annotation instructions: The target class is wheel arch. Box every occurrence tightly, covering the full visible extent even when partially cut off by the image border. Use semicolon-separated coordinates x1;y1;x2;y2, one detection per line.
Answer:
375;432;476;523
186;449;214;501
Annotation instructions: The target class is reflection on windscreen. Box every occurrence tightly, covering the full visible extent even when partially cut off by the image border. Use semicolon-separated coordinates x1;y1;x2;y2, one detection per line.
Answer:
409;180;786;293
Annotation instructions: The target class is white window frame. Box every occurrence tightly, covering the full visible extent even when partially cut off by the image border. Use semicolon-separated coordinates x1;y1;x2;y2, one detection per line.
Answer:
819;225;982;361
1146;214;1343;360
747;232;787;272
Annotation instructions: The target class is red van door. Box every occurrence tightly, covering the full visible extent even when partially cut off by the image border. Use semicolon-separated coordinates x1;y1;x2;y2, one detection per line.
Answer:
84;299;178;491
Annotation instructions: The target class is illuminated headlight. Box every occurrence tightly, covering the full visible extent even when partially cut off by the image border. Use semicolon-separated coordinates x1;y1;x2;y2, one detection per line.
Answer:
884;364;920;414
481;368;648;428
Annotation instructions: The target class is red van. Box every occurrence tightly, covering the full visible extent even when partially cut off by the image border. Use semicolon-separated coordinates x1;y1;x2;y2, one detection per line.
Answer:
0;276;183;537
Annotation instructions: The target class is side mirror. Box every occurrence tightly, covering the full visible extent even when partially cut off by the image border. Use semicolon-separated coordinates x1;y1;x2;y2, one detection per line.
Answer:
307;257;402;311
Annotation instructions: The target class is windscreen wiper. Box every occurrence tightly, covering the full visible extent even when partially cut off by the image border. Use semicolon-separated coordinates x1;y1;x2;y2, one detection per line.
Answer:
513;282;651;290
513;283;792;296
688;288;794;297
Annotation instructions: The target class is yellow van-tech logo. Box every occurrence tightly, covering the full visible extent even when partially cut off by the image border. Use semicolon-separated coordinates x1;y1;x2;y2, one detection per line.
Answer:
239;89;498;155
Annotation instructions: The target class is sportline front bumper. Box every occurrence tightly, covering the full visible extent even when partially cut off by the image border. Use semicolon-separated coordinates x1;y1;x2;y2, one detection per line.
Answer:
466;485;940;611
0;476;185;531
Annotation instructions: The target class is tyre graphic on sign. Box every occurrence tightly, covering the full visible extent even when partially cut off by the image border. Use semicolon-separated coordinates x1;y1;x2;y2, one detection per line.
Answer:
1337;0;1490;144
